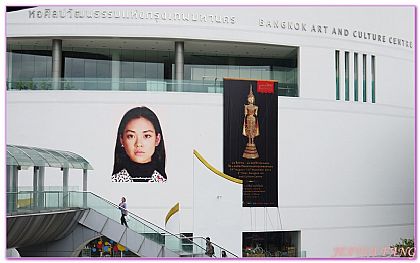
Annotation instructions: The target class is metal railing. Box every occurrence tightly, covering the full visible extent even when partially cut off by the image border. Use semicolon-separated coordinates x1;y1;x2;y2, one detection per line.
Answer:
6;78;223;94
6;78;298;96
6;190;214;257
176;235;239;258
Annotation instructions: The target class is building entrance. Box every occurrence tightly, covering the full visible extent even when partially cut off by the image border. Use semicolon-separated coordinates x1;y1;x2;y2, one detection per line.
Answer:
242;231;301;257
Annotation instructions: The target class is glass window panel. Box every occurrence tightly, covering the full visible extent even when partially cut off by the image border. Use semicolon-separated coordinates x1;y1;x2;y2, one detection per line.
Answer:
204;66;216;79
157;63;164;80
85;59;97;78
84;78;98;90
121;61;134;78
261;67;271;80
120;50;133;78
228;66;240;78
46;55;52;78
97;59;111;78
171;64;175;79
7;43;298;96
33;54;47;79
216;65;228;80
145;62;158;79
184;64;192;80
21;54;35;81
12;52;22;82
363;54;367;102
354;53;358;101
97;79;111;90
134;62;146;78
252;66;268;79
335;50;339;100
120;78;133;91
191;67;205;81
71;58;85;78
345;51;349;101
372;55;375;103
64;57;72;78
239;66;251;79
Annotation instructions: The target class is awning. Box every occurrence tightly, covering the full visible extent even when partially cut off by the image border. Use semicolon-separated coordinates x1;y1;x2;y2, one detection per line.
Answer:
6;145;93;170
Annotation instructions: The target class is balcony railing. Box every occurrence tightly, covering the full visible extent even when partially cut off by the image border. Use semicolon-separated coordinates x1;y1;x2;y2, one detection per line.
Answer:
6;78;298;97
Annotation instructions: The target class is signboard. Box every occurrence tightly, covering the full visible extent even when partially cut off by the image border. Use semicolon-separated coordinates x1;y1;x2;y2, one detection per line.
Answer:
223;78;278;207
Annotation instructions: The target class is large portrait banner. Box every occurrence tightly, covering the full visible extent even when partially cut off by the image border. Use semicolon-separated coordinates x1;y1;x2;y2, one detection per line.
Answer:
223;78;278;207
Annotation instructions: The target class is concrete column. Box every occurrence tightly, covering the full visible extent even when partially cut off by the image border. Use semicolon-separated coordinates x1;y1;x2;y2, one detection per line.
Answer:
52;39;63;90
112;50;121;91
11;166;19;193
7;165;13;193
7;166;19;213
33;167;39;209
175;41;184;92
83;169;88;208
38;167;45;209
7;50;13;90
63;168;69;207
6;165;13;214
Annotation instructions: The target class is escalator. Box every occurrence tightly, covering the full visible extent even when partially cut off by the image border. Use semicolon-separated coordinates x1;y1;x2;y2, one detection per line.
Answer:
7;190;238;258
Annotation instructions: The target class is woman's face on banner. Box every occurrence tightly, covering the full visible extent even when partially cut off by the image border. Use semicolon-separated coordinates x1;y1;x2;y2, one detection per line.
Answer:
120;117;161;164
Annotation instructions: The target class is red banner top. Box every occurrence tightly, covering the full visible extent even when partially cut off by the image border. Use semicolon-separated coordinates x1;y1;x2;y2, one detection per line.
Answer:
257;80;274;94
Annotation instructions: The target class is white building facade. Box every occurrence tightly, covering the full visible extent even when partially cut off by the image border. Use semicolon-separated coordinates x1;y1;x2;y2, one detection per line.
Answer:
6;6;415;258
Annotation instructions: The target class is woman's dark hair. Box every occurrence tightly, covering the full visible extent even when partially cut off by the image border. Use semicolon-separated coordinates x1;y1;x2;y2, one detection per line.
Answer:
112;107;166;178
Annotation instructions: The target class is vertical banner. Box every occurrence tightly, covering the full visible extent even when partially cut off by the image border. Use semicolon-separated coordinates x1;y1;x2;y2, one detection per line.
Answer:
223;78;278;207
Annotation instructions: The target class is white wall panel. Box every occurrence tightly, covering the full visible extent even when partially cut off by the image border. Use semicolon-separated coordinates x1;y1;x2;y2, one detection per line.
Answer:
6;5;414;257
6;91;414;257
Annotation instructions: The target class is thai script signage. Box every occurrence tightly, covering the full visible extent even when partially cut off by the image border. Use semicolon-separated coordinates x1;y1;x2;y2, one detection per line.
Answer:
28;8;236;25
25;8;413;49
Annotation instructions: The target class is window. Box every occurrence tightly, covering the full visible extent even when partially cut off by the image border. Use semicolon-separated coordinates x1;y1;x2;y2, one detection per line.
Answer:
363;54;367;102
335;50;340;100
354;53;358;101
371;55;376;103
344;51;349;101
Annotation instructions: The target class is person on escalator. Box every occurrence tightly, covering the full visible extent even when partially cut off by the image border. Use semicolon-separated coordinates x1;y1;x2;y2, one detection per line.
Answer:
205;237;215;257
119;196;128;227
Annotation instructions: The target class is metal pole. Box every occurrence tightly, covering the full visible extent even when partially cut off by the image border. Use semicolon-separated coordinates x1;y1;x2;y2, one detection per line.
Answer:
83;169;88;208
38;167;45;209
63;168;69;207
10;166;19;213
52;39;63;90
6;165;13;213
33;166;39;209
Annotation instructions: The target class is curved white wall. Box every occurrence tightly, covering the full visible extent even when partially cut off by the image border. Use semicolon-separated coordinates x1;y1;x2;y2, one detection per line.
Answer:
6;90;414;257
6;5;414;257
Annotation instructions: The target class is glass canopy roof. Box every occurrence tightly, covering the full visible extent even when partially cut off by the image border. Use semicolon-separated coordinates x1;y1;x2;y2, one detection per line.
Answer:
6;145;93;170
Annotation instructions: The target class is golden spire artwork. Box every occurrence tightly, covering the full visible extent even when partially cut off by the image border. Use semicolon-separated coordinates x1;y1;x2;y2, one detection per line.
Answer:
242;85;260;159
